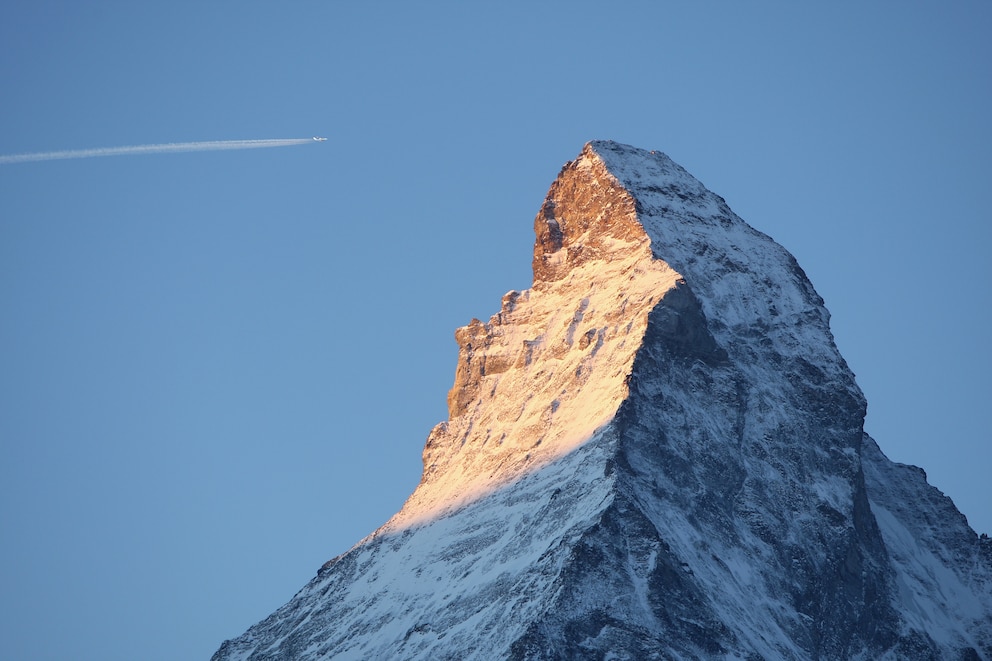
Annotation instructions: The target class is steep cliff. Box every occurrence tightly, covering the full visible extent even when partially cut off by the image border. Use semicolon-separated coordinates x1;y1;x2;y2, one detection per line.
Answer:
213;141;991;660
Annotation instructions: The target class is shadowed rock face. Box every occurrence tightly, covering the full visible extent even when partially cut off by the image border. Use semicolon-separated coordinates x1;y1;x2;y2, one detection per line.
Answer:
213;142;992;661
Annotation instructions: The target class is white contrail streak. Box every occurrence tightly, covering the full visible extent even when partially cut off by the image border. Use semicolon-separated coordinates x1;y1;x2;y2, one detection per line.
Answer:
0;138;315;165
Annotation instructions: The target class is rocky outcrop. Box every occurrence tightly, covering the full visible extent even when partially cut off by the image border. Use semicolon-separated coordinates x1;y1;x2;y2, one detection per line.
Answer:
213;142;992;661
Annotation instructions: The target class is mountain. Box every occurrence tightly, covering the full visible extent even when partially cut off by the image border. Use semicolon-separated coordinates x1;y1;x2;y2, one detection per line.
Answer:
212;141;992;660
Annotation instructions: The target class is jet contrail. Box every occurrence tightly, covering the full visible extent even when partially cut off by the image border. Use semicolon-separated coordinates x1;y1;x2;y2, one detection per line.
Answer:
0;138;317;165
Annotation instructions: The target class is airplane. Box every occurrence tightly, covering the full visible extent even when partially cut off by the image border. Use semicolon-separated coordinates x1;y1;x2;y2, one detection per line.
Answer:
312;136;328;142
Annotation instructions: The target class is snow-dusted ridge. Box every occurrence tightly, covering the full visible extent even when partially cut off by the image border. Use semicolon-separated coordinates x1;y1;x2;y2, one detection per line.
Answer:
213;142;991;660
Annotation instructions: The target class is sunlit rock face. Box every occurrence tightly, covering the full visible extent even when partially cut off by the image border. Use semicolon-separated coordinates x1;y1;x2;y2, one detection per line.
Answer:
410;145;681;529
213;142;992;661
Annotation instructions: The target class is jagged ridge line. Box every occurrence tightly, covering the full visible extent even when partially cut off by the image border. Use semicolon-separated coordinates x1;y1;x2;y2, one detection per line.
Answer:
0;138;314;164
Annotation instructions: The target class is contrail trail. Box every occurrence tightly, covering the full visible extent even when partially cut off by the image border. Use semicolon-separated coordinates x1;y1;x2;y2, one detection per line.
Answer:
0;138;316;165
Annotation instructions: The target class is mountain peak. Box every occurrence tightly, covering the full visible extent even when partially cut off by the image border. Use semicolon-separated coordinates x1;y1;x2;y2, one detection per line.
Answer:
396;140;855;530
214;142;992;661
405;141;690;528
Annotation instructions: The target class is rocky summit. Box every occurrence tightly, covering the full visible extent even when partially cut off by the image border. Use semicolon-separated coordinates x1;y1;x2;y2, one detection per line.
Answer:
213;141;991;660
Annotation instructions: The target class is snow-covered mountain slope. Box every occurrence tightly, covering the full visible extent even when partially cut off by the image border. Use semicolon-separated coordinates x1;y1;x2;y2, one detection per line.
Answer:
213;141;991;660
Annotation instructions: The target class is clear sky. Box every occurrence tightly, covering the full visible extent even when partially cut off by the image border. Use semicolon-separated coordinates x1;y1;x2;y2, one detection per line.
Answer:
1;3;989;660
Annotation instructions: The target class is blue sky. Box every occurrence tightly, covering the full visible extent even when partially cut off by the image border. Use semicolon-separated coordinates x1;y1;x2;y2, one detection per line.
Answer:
1;3;989;659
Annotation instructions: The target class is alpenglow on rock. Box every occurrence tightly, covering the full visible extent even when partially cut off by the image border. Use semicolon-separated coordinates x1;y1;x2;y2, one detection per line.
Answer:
213;142;992;660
